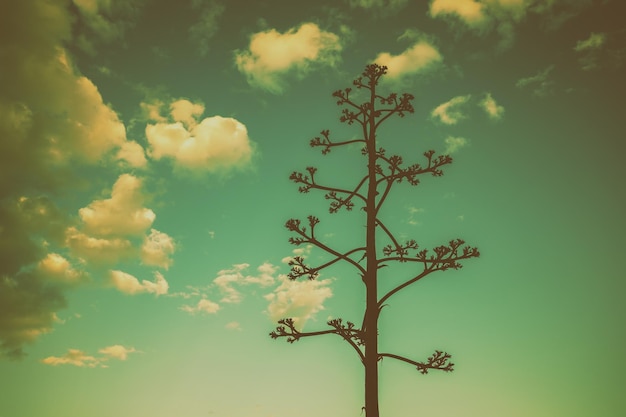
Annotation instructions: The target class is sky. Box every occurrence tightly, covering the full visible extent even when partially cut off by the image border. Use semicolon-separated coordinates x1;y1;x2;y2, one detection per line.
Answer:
0;0;625;416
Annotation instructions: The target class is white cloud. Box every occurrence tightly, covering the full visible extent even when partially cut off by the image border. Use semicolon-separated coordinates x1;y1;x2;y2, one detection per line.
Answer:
37;253;86;284
235;23;342;93
110;270;169;296
65;227;134;265
444;136;469;154
479;93;505;120
146;99;255;174
41;344;138;367
429;0;487;28
116;141;147;168
431;95;471;125
78;174;155;237
213;263;277;304
141;229;176;269
180;298;220;315
98;344;137;360
373;40;442;80
41;348;100;368
225;321;241;330
265;275;333;328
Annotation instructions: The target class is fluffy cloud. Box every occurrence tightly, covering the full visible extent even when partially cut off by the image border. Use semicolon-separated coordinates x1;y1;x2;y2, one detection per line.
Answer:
110;270;169;296
37;253;87;284
0;196;80;360
444;136;469;154
78;174;155;237
431;95;471;125
479;93;505;120
66;174;175;269
41;344;138;367
372;40;442;81
265;275;333;328
145;99;255;174
214;263;278;303
0;0;146;199
141;229;176;269
235;23;342;93
180;298;220;315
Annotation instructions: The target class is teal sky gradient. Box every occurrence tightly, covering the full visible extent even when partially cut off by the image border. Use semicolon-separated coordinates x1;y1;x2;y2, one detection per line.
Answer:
1;1;625;416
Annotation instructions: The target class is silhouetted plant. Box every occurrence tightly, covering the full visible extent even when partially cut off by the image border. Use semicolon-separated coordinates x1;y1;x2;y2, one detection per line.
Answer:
270;64;479;417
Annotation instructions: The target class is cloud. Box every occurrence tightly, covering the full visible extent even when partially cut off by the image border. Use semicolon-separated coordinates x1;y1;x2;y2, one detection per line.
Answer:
444;136;469;154
372;40;442;81
516;65;555;96
428;0;536;49
78;174;155;237
574;32;609;71
180;298;220;315
189;0;225;56
141;229;176;269
110;270;169;296
213;263;278;304
41;348;100;367
265;275;333;328
0;196;81;360
98;344;137;360
429;0;487;28
235;23;342;93
71;0;144;54
431;95;471;124
574;32;607;52
145;99;255;174
37;253;87;285
41;344;138;367
345;0;409;12
225;321;241;330
479;93;505;120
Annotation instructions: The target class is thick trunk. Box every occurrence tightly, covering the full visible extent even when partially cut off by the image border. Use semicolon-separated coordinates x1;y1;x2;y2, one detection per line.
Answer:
364;85;379;417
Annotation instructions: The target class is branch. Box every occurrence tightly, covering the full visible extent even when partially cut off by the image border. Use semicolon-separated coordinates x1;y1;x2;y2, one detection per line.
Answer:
377;239;480;308
378;350;454;374
310;129;366;155
285;217;366;279
270;318;365;363
290;166;367;211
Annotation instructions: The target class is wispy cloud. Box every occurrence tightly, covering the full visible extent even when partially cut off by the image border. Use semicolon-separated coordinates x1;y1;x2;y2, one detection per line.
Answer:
41;345;138;368
479;92;505;120
515;65;555;96
235;23;342;93
431;95;471;125
444;136;469;154
574;32;608;71
189;0;225;56
180;298;220;315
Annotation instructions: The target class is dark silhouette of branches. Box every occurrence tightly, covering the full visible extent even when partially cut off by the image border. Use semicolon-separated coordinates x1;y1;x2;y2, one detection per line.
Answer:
269;64;480;417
